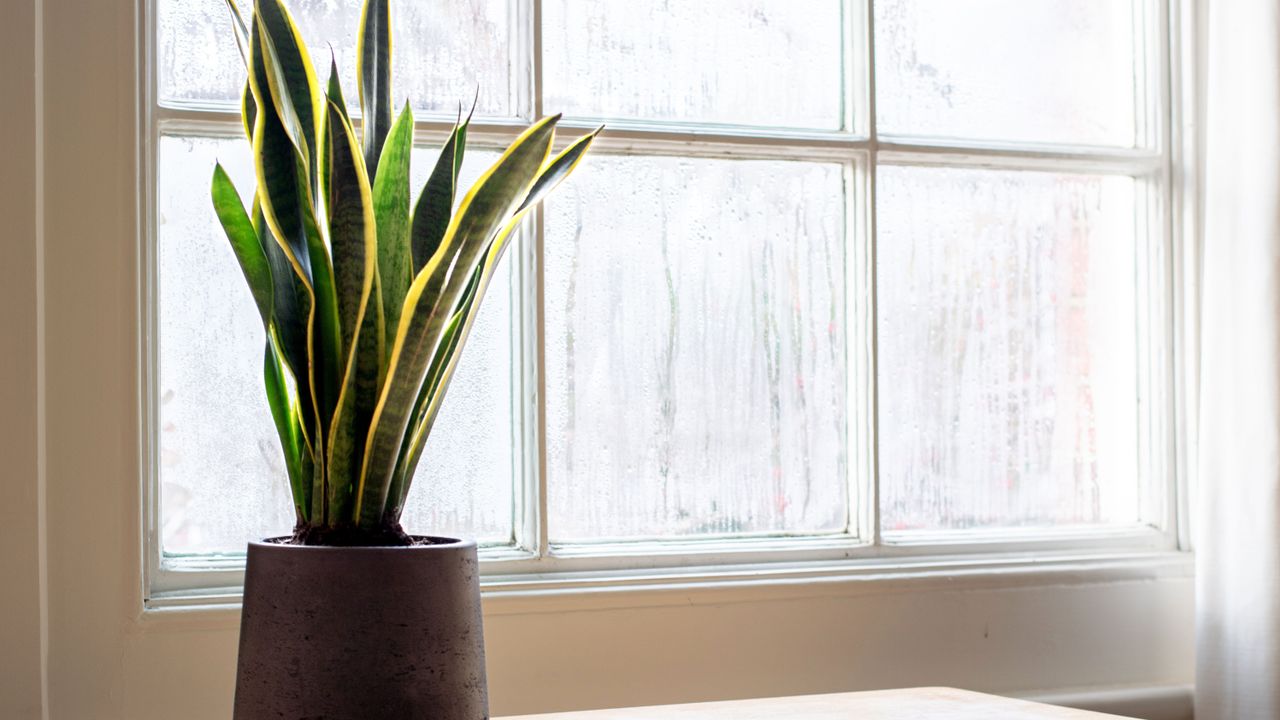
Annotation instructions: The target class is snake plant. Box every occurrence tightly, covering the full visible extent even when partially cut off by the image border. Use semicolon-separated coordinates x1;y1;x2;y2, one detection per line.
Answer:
210;0;597;544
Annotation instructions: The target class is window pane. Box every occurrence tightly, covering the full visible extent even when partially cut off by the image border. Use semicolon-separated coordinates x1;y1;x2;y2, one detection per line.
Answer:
157;0;516;118
158;134;516;555
544;154;849;543
876;165;1140;532
874;0;1137;147
542;1;844;130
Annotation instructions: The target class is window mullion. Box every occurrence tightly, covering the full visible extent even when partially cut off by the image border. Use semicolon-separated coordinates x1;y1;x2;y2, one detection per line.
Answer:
863;0;881;547
530;0;550;560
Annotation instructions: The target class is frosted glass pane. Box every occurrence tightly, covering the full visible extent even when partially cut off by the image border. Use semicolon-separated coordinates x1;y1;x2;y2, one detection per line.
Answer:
545;154;849;542
875;0;1137;146
158;0;515;118
158;135;516;555
876;165;1140;532
542;1;844;130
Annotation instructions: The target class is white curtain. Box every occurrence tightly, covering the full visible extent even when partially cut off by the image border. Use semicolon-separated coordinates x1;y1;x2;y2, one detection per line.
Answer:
1197;0;1280;717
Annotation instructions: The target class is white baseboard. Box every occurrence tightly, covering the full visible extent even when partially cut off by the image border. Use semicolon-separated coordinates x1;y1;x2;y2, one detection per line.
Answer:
1021;684;1193;720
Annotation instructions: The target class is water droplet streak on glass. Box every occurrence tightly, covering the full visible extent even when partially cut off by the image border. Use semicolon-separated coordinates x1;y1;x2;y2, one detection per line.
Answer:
158;0;515;118
876;165;1139;532
544;154;849;542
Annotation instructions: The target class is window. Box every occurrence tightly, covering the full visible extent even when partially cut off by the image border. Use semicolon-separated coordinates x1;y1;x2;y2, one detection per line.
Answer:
149;0;1180;598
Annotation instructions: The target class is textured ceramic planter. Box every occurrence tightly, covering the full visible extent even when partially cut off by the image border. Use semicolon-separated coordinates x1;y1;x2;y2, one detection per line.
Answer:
233;537;488;720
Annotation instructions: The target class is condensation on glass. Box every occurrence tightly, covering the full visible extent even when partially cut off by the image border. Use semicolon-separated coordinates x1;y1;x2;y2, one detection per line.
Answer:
874;0;1138;147
876;165;1140;532
157;135;515;555
542;0;845;130
544;154;849;542
157;0;516;118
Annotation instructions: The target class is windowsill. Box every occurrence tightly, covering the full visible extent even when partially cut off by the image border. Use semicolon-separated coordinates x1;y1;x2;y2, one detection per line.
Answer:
142;547;1193;619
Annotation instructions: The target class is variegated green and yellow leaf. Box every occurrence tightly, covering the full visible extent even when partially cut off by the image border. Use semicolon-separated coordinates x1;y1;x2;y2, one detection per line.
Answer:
519;127;602;212
249;18;315;283
410;106;471;274
248;19;338;512
357;0;392;177
390;129;600;515
326;56;350;123
384;265;481;517
253;198;312;456
254;0;324;174
222;0;251;66
241;81;258;143
323;97;379;523
264;335;307;522
355;114;561;527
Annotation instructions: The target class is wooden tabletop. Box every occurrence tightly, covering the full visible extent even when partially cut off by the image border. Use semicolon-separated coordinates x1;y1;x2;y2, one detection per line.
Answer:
500;687;1132;719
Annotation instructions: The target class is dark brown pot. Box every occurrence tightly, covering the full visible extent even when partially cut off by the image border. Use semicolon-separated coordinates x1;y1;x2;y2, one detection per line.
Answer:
233;537;488;720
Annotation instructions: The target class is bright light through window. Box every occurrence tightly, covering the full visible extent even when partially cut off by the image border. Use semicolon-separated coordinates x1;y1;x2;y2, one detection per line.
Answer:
152;0;1170;573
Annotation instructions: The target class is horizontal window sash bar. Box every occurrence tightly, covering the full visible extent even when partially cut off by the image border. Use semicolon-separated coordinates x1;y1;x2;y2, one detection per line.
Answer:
149;523;1175;601
155;106;1166;170
144;548;1193;614
877;142;1164;175
881;523;1171;548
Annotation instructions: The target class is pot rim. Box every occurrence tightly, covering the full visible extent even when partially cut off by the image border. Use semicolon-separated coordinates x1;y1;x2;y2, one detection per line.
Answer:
248;535;476;552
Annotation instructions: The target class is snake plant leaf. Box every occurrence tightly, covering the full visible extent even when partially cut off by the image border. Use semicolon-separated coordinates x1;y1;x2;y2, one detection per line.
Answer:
253;198;313;456
249;21;343;496
325;101;372;355
323;97;379;522
394;210;521;508
251;19;307;168
241;82;258;143
326;55;349;123
319;56;351;210
264;336;307;522
223;0;251;66
254;0;324;173
303;201;343;465
409;106;472;274
357;0;392;177
391;131;600;512
249;20;314;283
249;61;325;455
211;164;273;328
518;127;603;213
372;103;416;362
385;264;481;516
224;0;258;144
355;114;560;527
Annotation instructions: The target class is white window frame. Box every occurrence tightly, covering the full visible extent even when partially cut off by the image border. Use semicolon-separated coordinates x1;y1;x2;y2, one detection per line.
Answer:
143;0;1196;608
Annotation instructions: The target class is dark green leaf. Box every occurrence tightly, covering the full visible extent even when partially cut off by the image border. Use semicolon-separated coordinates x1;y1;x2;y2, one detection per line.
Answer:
254;0;323;171
254;198;312;443
323;97;378;523
264;336;307;522
357;0;392;176
326;55;349;123
240;81;257;143
409;109;472;273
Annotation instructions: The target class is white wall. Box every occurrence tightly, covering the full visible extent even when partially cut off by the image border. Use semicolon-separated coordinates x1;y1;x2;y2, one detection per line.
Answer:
130;571;1193;718
7;1;1196;718
0;0;45;717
